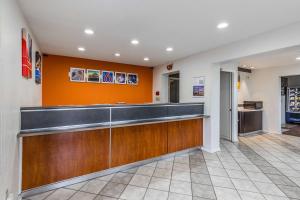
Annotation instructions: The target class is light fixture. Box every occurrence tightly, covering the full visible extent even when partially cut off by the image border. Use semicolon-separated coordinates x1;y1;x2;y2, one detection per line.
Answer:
84;29;94;35
114;53;120;57
131;39;139;45
78;47;85;52
217;22;229;29
166;47;173;52
296;57;300;60
144;57;149;61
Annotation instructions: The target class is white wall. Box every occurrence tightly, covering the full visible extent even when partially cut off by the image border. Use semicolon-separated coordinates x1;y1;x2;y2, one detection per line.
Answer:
250;64;300;134
153;22;300;153
238;72;252;104
0;0;41;199
287;75;300;87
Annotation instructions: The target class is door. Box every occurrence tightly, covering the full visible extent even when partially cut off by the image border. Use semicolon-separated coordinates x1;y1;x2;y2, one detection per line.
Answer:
169;73;180;103
220;71;233;140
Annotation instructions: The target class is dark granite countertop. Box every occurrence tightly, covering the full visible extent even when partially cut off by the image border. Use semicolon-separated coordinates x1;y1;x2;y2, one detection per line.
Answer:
21;102;204;111
19;103;207;136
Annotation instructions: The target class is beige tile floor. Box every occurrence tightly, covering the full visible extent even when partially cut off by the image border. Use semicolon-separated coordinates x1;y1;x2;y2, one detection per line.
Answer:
24;133;300;200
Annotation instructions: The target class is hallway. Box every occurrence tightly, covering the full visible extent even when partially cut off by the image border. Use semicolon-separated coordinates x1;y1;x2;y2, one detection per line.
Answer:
24;133;300;200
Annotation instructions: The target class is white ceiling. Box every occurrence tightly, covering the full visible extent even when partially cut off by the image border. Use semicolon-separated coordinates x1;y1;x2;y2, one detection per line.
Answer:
19;0;300;67
239;46;300;69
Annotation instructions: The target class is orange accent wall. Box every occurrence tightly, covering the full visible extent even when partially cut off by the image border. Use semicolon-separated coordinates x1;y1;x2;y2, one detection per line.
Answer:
42;55;153;106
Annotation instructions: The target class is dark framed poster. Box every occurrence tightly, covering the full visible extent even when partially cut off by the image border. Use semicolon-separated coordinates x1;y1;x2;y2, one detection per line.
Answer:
35;51;42;84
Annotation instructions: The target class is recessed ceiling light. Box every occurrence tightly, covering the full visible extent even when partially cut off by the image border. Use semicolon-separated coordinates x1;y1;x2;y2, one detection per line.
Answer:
296;57;300;60
166;47;173;52
144;57;149;61
131;39;139;45
84;29;94;35
217;22;229;29
78;47;85;52
114;53;120;57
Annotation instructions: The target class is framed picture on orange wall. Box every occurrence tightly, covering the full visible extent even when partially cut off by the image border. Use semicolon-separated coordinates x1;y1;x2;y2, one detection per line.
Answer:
70;67;85;82
127;73;138;85
87;69;100;83
102;71;114;83
115;72;126;84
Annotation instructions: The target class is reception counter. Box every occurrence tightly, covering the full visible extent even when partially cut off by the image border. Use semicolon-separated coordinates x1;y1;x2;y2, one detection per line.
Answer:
19;103;207;196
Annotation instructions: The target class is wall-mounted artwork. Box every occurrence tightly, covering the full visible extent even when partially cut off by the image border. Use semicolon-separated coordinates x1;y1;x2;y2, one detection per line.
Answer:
87;69;100;83
21;28;32;79
115;72;126;84
67;67;141;85
102;71;114;83
28;34;32;68
127;73;138;85
70;68;85;82
192;76;205;97
35;51;42;84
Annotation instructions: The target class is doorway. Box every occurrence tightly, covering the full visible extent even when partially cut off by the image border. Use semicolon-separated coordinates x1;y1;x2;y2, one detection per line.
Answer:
220;71;233;141
281;75;300;136
169;72;180;103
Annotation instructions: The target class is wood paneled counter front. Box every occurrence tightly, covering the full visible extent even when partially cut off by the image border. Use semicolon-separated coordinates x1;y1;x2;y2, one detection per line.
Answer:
20;103;207;194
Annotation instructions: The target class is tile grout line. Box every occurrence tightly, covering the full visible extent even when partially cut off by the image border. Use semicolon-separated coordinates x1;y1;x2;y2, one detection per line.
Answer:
34;189;55;200
262;134;300;155
236;139;300;198
189;151;196;199
166;156;174;200
241;136;298;176
243;136;300;191
268;133;300;150
141;163;156;200
187;152;193;199
202;150;218;200
219;142;264;200
254;135;299;163
256;135;300;164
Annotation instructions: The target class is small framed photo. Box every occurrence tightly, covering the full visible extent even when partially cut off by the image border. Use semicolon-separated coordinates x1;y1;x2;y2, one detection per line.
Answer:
193;85;204;97
127;73;138;85
192;76;205;97
102;71;114;83
115;72;126;84
70;67;85;82
87;69;100;83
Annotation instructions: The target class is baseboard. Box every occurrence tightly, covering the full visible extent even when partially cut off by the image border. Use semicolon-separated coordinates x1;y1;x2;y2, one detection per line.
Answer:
263;130;282;134
201;146;220;153
239;130;263;136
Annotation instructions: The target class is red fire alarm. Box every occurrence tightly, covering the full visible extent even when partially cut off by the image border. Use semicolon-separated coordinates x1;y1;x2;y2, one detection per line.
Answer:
155;91;160;96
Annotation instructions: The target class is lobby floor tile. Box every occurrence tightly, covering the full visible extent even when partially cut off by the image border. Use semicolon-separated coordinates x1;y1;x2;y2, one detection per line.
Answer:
120;185;147;200
24;133;300;200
